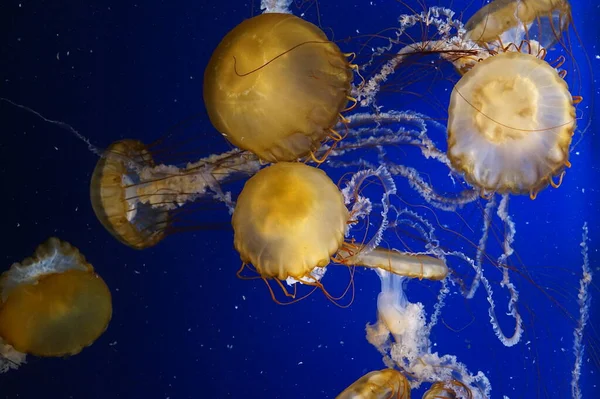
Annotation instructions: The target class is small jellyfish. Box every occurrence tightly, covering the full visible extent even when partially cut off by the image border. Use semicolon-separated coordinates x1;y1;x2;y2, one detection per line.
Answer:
90;139;260;249
335;368;410;399
232;162;447;300
464;0;572;49
447;51;575;198
90;139;170;249
422;381;472;399
204;13;354;162
0;238;112;363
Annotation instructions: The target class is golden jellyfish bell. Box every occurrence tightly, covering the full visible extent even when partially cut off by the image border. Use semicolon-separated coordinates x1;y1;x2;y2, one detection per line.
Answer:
232;162;348;280
335;369;410;399
421;381;472;399
233;163;449;288
90;139;169;249
447;51;575;198
464;0;572;48
0;238;112;357
203;13;353;162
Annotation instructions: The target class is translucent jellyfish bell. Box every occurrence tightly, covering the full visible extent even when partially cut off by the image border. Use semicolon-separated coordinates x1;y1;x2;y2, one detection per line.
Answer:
447;51;575;198
204;13;353;162
90;139;169;249
335;369;410;399
464;0;572;49
0;238;112;358
90;138;262;249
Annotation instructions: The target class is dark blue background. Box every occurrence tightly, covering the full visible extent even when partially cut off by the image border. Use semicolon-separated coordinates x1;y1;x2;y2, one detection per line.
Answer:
0;0;598;398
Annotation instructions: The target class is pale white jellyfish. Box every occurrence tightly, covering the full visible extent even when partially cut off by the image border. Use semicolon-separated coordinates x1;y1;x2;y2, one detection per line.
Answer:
366;270;492;398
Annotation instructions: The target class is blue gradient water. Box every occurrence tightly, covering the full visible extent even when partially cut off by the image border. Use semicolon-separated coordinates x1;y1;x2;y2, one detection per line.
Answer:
0;1;598;398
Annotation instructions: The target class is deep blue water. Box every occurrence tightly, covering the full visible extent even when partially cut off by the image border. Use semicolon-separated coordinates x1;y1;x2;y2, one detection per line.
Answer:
0;0;599;398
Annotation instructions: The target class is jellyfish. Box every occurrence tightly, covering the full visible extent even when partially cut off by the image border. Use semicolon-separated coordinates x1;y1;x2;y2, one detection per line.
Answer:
421;381;470;399
232;162;448;301
365;270;487;397
447;51;576;198
335;368;410;399
203;13;355;162
464;0;572;49
0;238;112;372
90;139;261;249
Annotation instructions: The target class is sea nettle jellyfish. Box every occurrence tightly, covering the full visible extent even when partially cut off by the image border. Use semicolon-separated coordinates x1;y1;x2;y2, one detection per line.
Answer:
447;50;576;198
232;162;448;303
335;369;410;399
90;139;260;249
0;238;112;372
353;0;581;199
464;0;573;49
204;13;356;162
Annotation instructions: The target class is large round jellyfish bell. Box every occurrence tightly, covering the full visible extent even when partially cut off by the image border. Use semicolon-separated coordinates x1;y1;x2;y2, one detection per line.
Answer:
232;162;447;301
0;238;112;361
204;13;355;162
447;51;576;198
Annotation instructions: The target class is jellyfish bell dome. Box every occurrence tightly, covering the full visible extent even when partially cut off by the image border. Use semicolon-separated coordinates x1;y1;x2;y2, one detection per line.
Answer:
335;369;410;399
447;51;575;197
232;162;348;280
464;0;572;49
203;13;353;162
90;139;169;249
0;238;112;357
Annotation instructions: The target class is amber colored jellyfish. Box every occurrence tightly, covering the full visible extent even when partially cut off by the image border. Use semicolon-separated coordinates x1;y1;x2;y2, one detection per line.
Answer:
232;162;447;299
464;0;572;49
336;369;410;399
90;139;260;249
446;51;576;198
91;140;170;249
0;238;112;363
203;13;354;162
422;381;472;399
